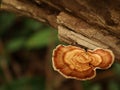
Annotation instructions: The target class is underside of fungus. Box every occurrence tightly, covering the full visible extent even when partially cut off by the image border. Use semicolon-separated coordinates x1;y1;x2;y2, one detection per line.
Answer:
52;45;114;80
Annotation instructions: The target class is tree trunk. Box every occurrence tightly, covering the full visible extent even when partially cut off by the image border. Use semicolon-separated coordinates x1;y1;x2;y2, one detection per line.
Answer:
1;0;120;61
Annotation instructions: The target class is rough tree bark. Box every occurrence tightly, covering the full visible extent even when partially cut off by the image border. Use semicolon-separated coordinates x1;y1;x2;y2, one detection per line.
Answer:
1;0;120;61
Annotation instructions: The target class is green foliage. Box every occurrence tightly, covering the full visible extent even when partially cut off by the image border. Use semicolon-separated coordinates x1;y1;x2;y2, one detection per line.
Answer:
108;81;119;90
15;18;43;37
0;11;16;36
0;66;4;78
0;77;45;90
25;28;54;49
90;84;102;90
0;11;57;90
113;63;120;75
23;18;43;31
5;38;25;52
1;13;59;52
82;81;102;90
82;81;91;90
5;28;58;51
1;10;120;90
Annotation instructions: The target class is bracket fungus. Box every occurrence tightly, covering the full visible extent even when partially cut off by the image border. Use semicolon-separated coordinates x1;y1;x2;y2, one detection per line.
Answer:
52;45;114;80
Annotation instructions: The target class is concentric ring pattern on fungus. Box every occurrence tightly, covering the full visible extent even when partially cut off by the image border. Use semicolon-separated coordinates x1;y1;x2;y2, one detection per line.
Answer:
52;45;114;80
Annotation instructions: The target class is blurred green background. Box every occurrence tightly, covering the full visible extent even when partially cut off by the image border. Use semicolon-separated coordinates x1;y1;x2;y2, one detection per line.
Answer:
0;11;120;90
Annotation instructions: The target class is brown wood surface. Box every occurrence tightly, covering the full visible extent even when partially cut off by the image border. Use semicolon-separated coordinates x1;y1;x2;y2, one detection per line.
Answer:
1;0;120;61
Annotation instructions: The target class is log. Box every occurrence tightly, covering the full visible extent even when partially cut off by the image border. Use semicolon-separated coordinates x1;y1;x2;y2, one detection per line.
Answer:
1;0;59;28
57;12;120;61
1;0;120;61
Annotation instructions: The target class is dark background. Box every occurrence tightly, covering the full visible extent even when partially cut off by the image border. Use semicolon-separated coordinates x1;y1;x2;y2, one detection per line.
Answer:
0;11;120;90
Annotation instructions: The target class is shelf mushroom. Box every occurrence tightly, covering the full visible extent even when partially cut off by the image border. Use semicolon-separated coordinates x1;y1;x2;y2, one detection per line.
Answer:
52;45;114;80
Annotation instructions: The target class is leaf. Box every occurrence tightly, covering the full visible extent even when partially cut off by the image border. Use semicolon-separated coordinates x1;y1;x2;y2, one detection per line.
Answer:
23;18;43;31
5;38;25;52
16;18;43;37
25;28;52;49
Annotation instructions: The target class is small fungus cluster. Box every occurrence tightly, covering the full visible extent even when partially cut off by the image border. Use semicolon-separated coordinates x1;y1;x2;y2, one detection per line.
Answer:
52;45;114;80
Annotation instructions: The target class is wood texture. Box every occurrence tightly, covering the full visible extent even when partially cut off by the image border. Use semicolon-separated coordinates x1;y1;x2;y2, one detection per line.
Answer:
57;12;120;60
1;0;120;61
1;0;59;28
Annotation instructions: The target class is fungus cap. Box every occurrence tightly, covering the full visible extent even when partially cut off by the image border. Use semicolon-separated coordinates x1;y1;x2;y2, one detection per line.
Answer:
52;45;114;80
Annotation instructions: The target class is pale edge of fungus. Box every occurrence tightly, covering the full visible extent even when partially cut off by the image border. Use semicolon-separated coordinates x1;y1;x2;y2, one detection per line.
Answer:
92;48;115;69
52;45;115;80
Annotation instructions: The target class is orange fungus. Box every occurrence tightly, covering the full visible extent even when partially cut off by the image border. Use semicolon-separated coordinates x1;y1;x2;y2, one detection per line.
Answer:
52;45;114;80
